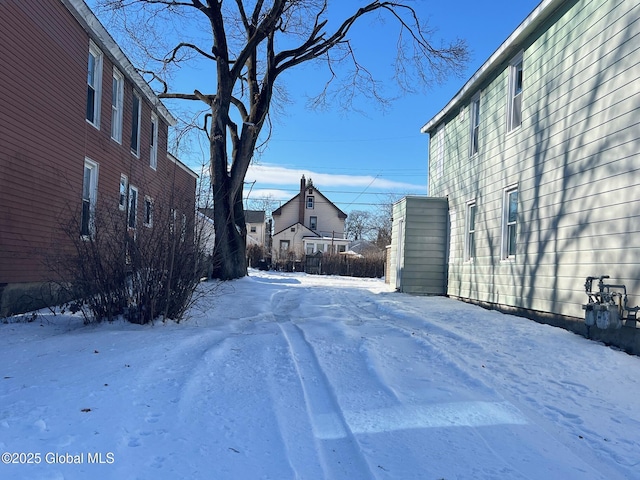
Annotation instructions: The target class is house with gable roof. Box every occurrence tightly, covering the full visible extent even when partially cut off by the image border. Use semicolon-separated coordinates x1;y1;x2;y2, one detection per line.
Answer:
271;176;349;262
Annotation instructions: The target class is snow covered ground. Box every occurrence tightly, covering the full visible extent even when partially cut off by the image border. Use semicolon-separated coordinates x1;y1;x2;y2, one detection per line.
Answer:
1;270;639;480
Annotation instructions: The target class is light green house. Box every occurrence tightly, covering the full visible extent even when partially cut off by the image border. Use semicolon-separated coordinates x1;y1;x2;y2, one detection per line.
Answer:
415;0;639;348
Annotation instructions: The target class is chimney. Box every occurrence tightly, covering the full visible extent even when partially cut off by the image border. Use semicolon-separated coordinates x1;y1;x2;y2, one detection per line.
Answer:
299;175;305;224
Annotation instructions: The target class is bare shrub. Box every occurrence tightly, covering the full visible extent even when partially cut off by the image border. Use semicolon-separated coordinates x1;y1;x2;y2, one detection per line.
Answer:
49;193;209;324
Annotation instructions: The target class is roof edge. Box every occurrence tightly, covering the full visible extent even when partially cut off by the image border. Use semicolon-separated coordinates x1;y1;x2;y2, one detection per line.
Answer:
420;0;566;134
61;0;177;126
168;153;198;179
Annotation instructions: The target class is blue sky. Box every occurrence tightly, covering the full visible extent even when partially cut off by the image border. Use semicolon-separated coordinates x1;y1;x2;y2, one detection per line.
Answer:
91;0;543;213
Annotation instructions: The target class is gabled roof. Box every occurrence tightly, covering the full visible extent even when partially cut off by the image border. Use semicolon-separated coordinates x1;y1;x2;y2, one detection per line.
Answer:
273;222;320;238
61;0;176;126
272;186;347;219
421;0;565;134
245;210;266;224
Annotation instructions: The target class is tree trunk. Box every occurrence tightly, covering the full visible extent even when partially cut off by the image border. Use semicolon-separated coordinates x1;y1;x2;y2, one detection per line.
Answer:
208;95;248;280
211;176;247;280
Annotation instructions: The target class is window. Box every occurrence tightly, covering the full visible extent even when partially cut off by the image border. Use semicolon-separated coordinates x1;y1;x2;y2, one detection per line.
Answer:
310;216;317;230
150;113;158;169
128;185;138;229
507;53;524;132
130;93;141;156
306;196;314;209
119;175;127;211
250;226;257;233
306;243;315;255
144;196;153;227
111;69;124;142
465;201;477;262
338;245;346;253
86;42;102;127
280;240;290;252
81;159;99;237
470;94;481;156
290;227;296;232
502;186;518;259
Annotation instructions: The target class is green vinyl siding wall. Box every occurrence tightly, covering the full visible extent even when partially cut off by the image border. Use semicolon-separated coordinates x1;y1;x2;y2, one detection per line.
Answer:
426;0;640;318
390;197;448;295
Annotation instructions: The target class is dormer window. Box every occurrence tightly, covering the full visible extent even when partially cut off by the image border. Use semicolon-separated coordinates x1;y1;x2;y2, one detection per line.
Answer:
307;196;314;209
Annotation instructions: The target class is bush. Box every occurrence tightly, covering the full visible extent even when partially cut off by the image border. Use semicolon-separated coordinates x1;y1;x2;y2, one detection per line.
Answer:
49;195;208;324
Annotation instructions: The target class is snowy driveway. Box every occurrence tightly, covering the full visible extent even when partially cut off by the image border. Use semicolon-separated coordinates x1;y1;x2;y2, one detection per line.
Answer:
1;270;639;479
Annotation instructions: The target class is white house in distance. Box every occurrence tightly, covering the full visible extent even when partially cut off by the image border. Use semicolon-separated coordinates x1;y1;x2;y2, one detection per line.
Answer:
245;210;267;247
392;0;640;353
272;176;349;261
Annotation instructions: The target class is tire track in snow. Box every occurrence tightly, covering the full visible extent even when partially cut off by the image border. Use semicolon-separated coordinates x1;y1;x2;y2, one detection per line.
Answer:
271;289;377;480
357;294;630;480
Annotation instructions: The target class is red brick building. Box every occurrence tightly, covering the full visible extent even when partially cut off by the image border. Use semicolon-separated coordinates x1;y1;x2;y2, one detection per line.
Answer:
0;0;197;315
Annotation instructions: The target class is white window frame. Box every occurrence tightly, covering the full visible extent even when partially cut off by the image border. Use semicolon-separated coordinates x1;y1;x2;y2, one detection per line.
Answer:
81;159;99;237
130;92;142;157
469;93;481;156
306;243;315;255
280;240;290;252
150;112;158;170
111;68;124;143
507;52;524;133
465;200;477;262
144;196;153;227
310;216;317;230
501;185;518;260
128;185;138;229
86;42;103;128
118;174;128;211
306;196;314;209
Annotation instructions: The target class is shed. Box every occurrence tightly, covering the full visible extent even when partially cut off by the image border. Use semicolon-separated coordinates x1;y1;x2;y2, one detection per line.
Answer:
389;197;448;295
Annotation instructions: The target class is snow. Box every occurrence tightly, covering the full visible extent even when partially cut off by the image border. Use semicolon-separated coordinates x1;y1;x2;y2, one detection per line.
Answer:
1;270;639;480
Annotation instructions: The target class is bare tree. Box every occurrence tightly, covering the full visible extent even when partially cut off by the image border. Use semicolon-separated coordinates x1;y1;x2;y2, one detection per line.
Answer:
97;0;468;280
345;210;374;241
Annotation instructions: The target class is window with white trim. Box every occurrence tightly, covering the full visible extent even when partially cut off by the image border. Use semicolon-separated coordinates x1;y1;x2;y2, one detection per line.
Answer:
507;53;523;132
130;93;141;156
81;159;99;237
502;186;518;259
86;42;102;127
111;68;124;142
280;240;290;252
150;113;158;169
306;243;315;255
465;201;477;262
306;196;314;209
119;174;127;211
144;196;153;227
128;185;138;229
310;216;317;230
470;94;481;156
